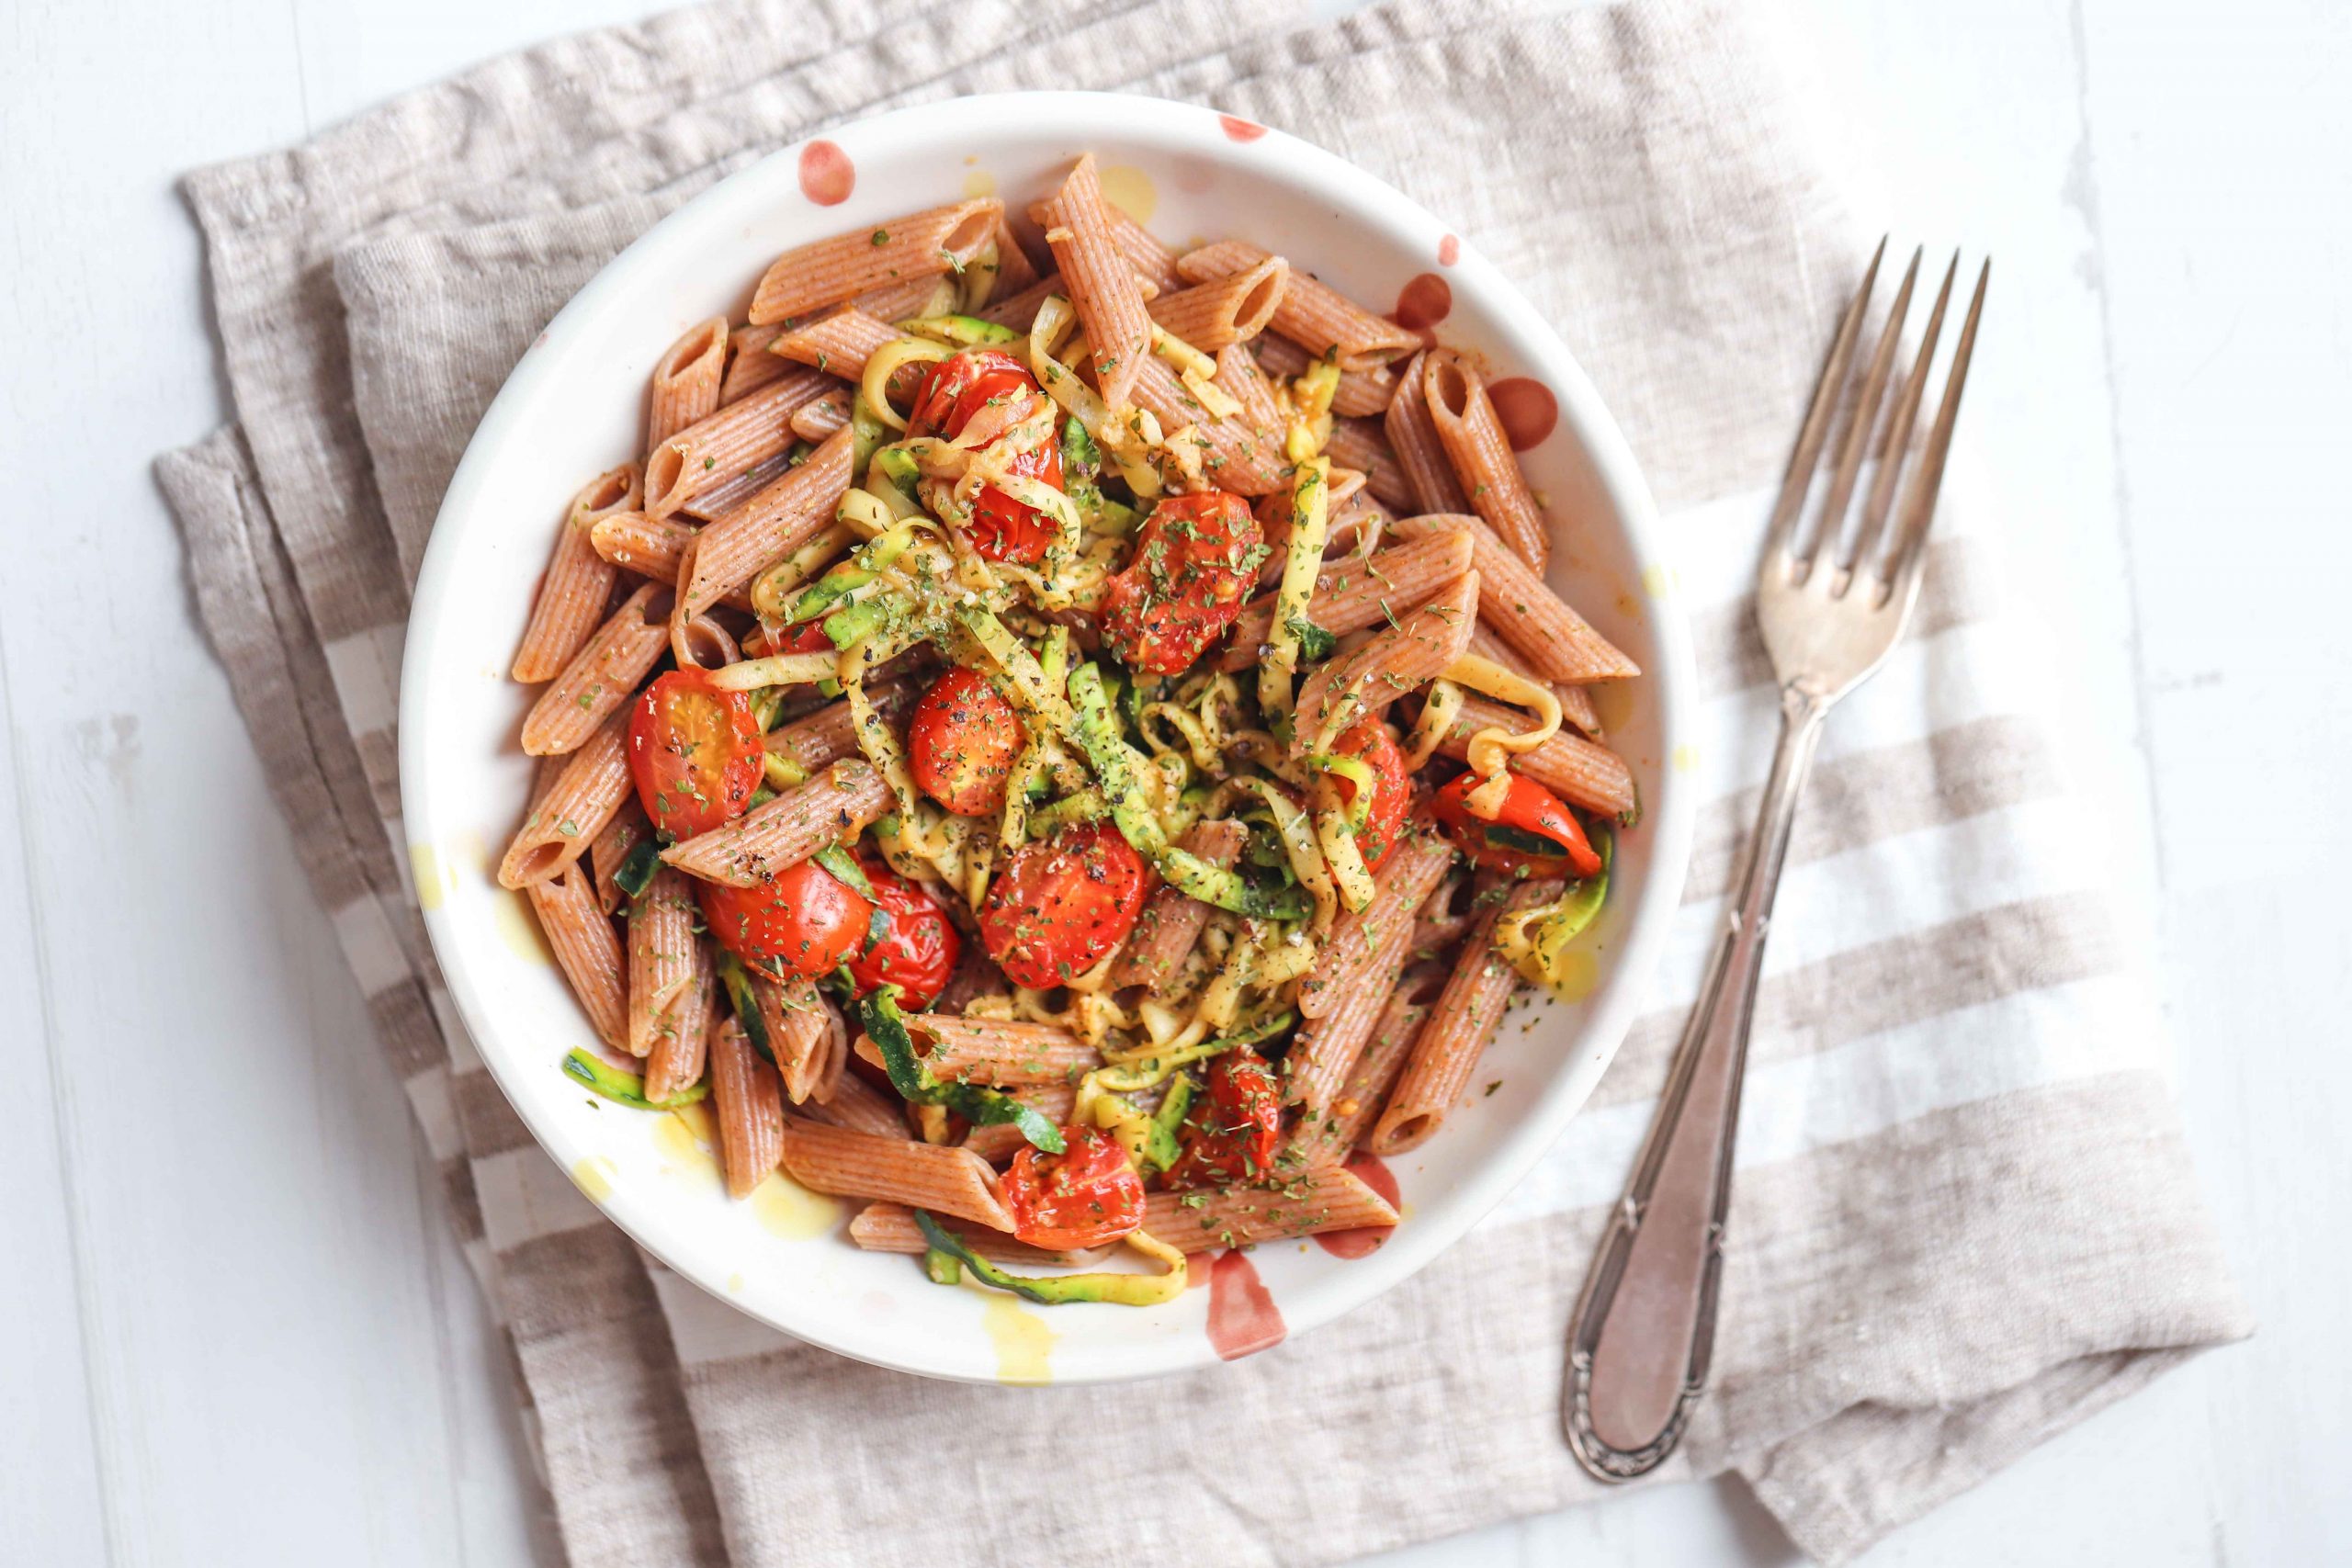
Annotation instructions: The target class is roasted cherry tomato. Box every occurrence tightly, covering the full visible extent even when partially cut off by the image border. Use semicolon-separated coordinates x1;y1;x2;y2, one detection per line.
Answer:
1331;718;1411;874
907;667;1026;817
699;859;872;980
1430;771;1603;877
1003;1123;1147;1249
1099;490;1262;675
842;862;962;1010
627;669;764;839
1167;1047;1283;1188
978;820;1150;989
756;618;835;659
908;348;1065;565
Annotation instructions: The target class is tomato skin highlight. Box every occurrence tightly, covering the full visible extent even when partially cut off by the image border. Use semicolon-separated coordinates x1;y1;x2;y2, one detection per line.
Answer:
842;863;962;1010
1333;718;1411;873
978;821;1150;989
1003;1124;1147;1249
627;669;765;840
1100;491;1262;675
699;860;872;980
1167;1047;1283;1189
908;348;1065;565
1430;771;1602;877
908;667;1026;817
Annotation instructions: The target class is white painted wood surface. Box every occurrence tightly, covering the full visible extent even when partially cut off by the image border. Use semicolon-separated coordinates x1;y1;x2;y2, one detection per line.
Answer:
1;1;2343;1563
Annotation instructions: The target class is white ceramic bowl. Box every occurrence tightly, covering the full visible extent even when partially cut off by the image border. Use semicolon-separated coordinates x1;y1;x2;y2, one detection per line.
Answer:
401;90;1696;1385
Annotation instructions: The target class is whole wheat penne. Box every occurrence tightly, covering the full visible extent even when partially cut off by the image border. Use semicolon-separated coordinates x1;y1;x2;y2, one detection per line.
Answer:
526;862;628;1050
1146;255;1287;352
790;392;852;442
1295;828;1455;1021
721;323;789;405
1371;877;1564;1155
1180;241;1420;370
678;446;797;522
707;1015;786;1199
849;1201;1080;1266
983;214;1043;297
1387;513;1638;682
1037;156;1154;411
627;865;699;1059
511;465;640;682
1384;350;1470;514
675;611;739;670
521;583;672;756
802;1071;910;1140
1126;351;1288;495
1098;203;1181;293
1290;569;1480;755
978;274;1065;332
960;1084;1078;1165
662;758;890;886
1110;819;1249;990
1286;987;1434;1166
1142;1166;1399;1253
498;712;632;887
1408;872;1474;957
589;799;650;915
769;305;900;381
647;317;729;451
1215;343;1283;443
763;681;917;776
588;510;693;581
779;1117;1013;1230
744;970;847;1106
1218;531;1471;671
1437;694;1637;819
642;367;835;520
851;1016;1097;1088
1419;351;1549;572
854;272;961;324
1250;332;1396;416
643;951;716;1103
749;198;1001;326
1285;905;1418;1114
1462;620;1605;738
1323;417;1411;510
669;425;854;647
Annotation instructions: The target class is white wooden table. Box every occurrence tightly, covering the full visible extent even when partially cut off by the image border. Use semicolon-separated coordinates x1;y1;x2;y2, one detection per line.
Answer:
3;1;2345;1562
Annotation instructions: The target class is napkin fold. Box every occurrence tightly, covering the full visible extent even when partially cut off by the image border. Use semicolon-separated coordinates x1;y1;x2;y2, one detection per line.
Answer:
157;1;2252;1564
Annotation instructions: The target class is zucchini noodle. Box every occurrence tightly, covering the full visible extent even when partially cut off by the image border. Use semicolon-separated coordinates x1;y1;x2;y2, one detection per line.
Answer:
1149;325;1243;422
1028;296;1164;498
1235;777;1336;935
860;337;952;434
1401;678;1464;770
1437;654;1564;776
1256;457;1330;729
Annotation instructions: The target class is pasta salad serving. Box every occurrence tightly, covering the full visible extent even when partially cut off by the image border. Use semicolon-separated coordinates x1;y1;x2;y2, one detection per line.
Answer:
496;153;1641;1308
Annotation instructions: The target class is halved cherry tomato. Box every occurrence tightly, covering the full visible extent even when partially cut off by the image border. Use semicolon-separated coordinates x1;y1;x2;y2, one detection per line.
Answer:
1431;771;1602;877
1330;718;1411;874
908;348;1065;565
1167;1047;1283;1188
842;862;962;1010
1003;1123;1146;1249
1099;490;1262;675
699;859;872;980
908;667;1026;817
978;820;1150;989
754;618;835;659
627;669;764;839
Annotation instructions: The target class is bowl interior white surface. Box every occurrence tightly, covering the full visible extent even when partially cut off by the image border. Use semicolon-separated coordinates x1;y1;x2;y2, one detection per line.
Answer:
401;91;1696;1385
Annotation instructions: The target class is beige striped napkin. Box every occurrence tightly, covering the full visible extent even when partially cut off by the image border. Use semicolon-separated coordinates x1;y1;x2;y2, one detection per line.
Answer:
156;1;2251;1563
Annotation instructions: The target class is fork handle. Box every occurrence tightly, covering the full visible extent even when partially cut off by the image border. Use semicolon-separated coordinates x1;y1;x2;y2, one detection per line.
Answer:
1564;682;1830;1480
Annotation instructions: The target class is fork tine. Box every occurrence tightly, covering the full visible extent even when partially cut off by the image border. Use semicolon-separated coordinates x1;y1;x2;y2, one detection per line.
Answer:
1815;245;1921;574
1884;258;1989;600
1762;237;1884;570
1850;250;1958;575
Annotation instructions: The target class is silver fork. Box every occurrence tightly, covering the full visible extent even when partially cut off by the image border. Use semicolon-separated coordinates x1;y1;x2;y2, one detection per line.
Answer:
1562;241;1989;1481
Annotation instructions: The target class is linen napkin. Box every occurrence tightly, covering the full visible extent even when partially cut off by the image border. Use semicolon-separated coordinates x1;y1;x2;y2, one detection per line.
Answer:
156;1;2253;1564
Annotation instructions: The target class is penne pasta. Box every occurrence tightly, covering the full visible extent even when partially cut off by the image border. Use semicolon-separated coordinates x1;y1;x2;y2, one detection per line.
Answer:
588;798;649;915
707;1015;786;1199
1323;416;1413;510
1141;1165;1399;1253
1464;620;1605;738
1250;332;1397;417
983;213;1043;297
720;323;789;405
1180;241;1420;370
661;758;890;886
1215;342;1284;444
768;305;901;382
498;711;633;887
518;581;673;755
853;1017;1097;1088
1295;829;1456;1021
1037;155;1155;411
790;392;852;442
642;366;835;520
742;969;847;1107
1387;513;1639;683
1099;203;1182;294
526;861;628;1051
763;680;916;776
779;1117;1014;1231
802;1071;911;1140
978;273;1063;332
670;424;855;647
1370;877;1564;1155
626;864;699;1059
1126;350;1289;495
1218;530;1473;671
647;317;729;450
511;464;639;682
1285;986;1435;1166
1384;349;1470;514
1419;350;1549;572
960;1084;1079;1166
749;198;1002;326
848;1201;1080;1266
1290;569;1481;755
1146;254;1287;352
1285;904;1419;1115
1437;693;1637;819
1110;819;1249;991
642;950;715;1103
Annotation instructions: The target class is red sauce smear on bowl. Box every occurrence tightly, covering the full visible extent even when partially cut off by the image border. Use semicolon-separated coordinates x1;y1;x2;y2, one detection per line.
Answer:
1438;233;1462;266
1393;273;1453;335
1487;378;1558;451
1218;115;1268;142
1313;1152;1400;1259
1205;1250;1286;1359
797;141;855;206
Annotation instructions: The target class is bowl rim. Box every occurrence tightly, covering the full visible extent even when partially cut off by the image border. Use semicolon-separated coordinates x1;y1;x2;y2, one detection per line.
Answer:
401;88;1698;1384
